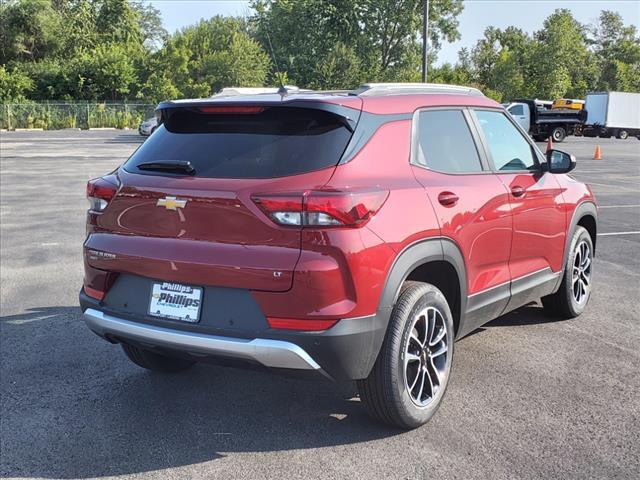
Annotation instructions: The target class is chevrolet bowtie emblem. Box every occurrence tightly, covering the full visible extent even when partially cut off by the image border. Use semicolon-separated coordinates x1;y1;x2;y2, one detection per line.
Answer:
157;196;188;210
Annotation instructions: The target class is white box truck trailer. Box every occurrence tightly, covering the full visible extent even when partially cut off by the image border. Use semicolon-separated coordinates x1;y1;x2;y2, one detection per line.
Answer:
583;91;640;140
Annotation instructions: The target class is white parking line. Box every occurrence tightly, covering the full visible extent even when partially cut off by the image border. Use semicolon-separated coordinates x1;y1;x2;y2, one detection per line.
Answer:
597;231;640;236
587;181;639;191
598;205;640;209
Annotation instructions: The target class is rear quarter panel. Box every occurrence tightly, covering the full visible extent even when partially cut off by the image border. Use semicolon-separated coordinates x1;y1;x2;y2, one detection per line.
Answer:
254;120;442;320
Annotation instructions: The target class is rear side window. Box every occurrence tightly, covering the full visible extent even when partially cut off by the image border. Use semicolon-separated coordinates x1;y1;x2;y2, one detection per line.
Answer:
475;110;537;171
414;109;483;173
124;107;353;178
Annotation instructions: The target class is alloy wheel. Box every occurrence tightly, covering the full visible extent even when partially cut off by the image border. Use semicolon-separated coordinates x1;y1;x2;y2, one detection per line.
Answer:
404;307;449;408
572;240;592;305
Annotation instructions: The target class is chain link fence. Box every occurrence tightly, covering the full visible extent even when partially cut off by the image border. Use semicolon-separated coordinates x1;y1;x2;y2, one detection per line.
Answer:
0;102;157;130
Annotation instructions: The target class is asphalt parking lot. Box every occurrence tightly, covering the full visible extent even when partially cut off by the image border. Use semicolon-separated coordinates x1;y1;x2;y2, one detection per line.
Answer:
1;130;639;479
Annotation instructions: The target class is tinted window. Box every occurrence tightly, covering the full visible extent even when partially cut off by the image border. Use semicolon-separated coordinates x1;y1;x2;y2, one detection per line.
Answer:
475;110;537;171
124;107;353;178
415;110;482;173
508;104;524;116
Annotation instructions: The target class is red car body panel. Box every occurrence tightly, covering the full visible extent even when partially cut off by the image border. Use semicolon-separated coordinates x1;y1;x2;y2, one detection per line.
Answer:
494;172;567;278
87;167;337;292
252;120;440;320
413;166;513;295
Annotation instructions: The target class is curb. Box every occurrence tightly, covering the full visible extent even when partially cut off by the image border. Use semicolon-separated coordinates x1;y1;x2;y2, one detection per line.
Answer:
88;127;118;131
14;128;45;131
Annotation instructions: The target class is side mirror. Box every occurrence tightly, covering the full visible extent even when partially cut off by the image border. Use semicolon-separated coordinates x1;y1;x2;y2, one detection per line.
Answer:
546;149;576;173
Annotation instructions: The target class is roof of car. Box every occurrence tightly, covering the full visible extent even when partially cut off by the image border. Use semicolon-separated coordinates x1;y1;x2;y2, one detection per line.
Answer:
157;83;501;115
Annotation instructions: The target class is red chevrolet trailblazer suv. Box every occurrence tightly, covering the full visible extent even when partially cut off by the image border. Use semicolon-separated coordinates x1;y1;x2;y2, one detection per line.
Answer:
80;83;597;429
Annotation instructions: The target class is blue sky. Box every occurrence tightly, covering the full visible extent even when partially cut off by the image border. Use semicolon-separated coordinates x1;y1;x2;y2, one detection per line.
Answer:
147;0;640;65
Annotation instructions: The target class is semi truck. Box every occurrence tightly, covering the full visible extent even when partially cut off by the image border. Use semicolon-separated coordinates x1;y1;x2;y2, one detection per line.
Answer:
582;91;640;140
504;98;586;142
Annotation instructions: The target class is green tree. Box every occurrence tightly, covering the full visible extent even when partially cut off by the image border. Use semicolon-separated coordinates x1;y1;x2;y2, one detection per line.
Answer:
0;0;64;63
251;0;464;88
141;40;190;101
489;50;525;102
469;27;502;87
57;0;98;54
146;16;271;98
96;0;143;47
599;59;640;93
78;43;138;100
465;26;534;101
311;42;365;89
0;65;33;101
251;0;358;86
359;0;463;80
14;58;77;100
464;9;597;100
528;9;597;98
430;49;473;87
130;0;167;49
589;10;640;91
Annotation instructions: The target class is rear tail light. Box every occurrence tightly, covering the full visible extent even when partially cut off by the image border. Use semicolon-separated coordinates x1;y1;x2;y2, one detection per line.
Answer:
84;286;106;301
83;264;117;301
252;188;389;228
87;175;118;212
267;317;338;331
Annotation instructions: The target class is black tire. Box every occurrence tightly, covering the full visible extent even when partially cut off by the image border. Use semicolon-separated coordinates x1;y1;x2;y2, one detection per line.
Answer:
616;130;628;140
542;226;593;319
533;134;547;142
357;282;454;429
551;126;566;142
121;344;196;373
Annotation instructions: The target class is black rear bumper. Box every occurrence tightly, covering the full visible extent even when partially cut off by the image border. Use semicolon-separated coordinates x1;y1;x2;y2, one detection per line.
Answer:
80;282;386;382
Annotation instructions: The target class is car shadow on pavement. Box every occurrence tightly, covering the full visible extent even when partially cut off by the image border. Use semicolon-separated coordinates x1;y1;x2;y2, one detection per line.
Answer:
485;303;572;327
458;304;574;343
1;307;401;479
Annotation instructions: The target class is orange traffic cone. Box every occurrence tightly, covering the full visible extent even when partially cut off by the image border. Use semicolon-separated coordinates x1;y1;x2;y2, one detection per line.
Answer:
546;136;553;153
594;145;602;160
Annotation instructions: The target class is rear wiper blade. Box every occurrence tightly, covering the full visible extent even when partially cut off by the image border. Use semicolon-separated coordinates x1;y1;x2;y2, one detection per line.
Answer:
136;160;195;175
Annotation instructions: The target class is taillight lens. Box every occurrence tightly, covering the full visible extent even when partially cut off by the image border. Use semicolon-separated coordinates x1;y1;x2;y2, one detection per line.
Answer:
252;189;389;228
84;285;106;301
251;194;304;226
87;176;118;212
83;264;118;301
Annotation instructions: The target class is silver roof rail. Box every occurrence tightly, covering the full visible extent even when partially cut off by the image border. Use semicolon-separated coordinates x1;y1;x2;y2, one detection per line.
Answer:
212;86;314;97
352;83;485;97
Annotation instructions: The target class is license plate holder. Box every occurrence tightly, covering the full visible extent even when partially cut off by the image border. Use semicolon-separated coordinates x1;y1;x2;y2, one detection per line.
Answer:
148;282;203;323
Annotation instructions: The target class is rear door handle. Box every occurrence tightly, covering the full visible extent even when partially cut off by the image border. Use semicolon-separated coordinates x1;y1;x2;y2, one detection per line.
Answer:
511;186;525;197
438;191;459;207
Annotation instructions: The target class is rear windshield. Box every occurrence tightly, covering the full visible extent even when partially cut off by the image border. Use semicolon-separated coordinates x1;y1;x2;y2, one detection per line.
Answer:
124;106;353;178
